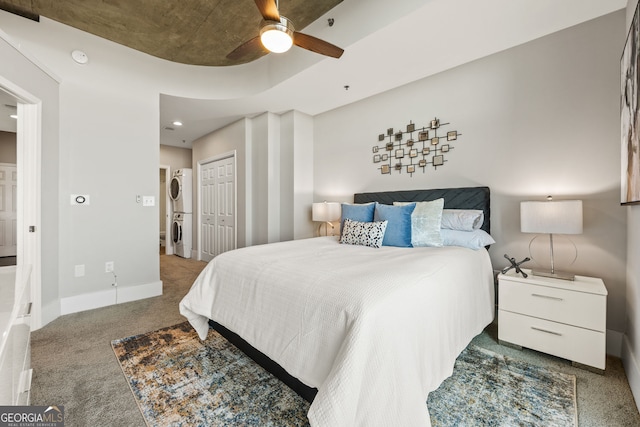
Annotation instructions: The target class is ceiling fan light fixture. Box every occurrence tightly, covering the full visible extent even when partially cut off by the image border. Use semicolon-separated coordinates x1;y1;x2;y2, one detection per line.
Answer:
260;17;294;53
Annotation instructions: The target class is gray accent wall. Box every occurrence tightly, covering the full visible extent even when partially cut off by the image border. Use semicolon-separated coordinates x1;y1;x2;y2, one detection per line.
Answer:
314;11;627;341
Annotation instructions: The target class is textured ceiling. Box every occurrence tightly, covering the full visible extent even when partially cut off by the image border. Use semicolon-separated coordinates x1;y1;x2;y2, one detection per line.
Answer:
0;0;342;65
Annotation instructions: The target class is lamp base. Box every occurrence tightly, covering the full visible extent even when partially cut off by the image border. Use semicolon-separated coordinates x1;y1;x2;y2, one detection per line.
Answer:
531;269;575;281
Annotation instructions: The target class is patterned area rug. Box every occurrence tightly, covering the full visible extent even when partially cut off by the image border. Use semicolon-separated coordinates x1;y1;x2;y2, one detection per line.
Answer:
112;322;577;427
427;345;577;426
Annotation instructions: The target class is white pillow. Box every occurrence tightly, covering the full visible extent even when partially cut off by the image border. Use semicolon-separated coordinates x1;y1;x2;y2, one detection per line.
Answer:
339;218;388;248
441;229;495;250
394;199;444;247
441;209;484;231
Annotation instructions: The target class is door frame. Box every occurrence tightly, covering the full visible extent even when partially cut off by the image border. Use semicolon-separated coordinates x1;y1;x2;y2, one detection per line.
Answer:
0;76;42;329
196;150;237;261
159;165;173;255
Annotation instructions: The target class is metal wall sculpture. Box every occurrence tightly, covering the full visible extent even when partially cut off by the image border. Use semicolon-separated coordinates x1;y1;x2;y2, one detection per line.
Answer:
372;118;461;176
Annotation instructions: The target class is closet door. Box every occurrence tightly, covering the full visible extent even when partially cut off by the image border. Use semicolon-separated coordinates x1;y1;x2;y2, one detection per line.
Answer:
200;155;236;262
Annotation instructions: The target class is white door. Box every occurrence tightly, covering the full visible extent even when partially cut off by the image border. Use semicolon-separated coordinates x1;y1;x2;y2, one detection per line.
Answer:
0;163;17;257
200;156;236;262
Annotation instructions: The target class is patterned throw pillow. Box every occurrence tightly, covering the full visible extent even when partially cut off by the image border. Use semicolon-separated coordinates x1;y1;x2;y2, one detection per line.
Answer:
339;218;388;248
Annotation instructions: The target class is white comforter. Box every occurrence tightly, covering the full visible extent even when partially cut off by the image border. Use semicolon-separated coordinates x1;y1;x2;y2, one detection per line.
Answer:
179;236;495;427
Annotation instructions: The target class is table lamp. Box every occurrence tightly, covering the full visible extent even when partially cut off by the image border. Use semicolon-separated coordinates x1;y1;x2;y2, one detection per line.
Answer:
312;202;341;236
520;197;583;280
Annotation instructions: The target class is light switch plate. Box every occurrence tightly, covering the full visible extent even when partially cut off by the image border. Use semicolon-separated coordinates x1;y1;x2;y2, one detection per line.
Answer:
143;196;155;207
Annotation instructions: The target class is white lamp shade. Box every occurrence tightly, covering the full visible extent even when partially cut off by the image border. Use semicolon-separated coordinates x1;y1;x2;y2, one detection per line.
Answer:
520;200;583;235
312;202;341;222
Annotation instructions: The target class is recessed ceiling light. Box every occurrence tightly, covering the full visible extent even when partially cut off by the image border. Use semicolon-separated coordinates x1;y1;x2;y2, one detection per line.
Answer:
172;121;183;126
9;114;17;119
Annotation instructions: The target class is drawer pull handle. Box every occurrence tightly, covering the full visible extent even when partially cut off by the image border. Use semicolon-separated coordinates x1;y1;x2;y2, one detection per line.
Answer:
531;293;563;301
531;326;562;336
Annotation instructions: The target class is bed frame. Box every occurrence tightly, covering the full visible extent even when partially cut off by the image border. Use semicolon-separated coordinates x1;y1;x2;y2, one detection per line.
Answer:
208;186;491;403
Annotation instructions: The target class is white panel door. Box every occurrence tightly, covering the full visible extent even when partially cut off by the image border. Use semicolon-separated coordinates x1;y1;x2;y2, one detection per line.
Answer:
215;158;235;258
201;163;216;262
0;164;17;257
200;156;236;262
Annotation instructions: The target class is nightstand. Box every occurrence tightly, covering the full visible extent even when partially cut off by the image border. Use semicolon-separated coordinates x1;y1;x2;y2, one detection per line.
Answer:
498;269;607;372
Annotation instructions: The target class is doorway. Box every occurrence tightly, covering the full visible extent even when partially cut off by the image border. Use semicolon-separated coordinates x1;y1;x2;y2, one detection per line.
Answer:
198;152;237;262
0;79;42;329
0;163;17;260
159;165;173;256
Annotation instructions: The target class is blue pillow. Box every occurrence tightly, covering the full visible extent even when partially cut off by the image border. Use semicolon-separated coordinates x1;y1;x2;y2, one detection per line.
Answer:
373;202;416;247
341;202;376;233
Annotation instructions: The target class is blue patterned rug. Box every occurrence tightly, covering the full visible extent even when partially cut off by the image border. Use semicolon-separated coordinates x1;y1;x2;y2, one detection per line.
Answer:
112;322;577;426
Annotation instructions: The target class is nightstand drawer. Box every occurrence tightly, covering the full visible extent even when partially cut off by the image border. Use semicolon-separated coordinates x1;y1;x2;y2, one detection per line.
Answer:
499;310;605;370
499;279;606;331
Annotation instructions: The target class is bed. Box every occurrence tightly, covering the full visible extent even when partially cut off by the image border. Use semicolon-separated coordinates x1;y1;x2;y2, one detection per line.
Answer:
179;186;494;427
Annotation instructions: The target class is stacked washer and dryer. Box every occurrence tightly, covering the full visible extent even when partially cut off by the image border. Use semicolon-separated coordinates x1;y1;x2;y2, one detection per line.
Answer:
169;168;193;258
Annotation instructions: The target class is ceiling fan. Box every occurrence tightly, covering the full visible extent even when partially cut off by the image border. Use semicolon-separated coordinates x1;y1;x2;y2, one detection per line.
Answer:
227;0;344;61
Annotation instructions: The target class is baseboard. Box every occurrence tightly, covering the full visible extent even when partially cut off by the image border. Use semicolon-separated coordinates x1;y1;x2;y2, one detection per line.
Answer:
622;334;640;413
607;329;623;358
60;280;163;315
60;288;115;315
117;280;163;303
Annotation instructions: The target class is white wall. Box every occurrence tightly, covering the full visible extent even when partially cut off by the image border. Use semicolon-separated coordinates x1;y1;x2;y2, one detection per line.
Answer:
624;0;640;413
0;13;163;316
281;110;314;241
315;12;627;342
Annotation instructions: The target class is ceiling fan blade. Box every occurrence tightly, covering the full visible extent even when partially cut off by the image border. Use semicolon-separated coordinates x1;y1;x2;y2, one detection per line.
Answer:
227;35;268;61
293;32;344;59
254;0;280;22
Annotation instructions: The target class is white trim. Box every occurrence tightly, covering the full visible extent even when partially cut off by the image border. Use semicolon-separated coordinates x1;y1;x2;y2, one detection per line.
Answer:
159;165;173;255
196;151;237;261
60;289;115;315
622;334;640;413
117;280;163;304
60;281;163;315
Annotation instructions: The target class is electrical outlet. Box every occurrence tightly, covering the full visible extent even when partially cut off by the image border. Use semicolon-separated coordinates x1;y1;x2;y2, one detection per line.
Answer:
105;261;114;273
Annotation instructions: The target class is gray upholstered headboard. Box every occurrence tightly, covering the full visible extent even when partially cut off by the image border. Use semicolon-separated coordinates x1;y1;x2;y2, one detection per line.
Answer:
353;186;490;234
